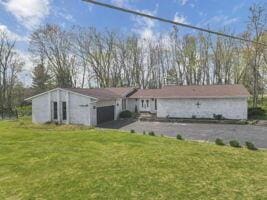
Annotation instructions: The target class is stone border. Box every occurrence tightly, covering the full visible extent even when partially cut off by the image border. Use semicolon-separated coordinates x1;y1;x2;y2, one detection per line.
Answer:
139;117;248;125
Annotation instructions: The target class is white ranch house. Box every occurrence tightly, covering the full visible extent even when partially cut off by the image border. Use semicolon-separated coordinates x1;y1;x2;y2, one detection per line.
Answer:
26;84;250;126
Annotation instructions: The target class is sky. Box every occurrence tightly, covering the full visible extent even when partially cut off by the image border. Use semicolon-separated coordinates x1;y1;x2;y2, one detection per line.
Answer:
0;0;265;85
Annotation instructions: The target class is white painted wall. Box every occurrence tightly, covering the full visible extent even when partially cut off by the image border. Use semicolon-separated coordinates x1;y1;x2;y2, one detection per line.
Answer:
127;99;138;113
157;98;248;120
32;94;50;123
127;98;157;113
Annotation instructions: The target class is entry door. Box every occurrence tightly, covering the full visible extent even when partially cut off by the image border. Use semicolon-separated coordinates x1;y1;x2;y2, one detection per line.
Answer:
140;99;150;112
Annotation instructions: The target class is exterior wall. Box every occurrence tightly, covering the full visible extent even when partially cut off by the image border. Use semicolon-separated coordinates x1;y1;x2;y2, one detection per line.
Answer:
127;98;157;113
127;99;138;113
68;92;91;126
157;98;248;120
32;93;51;123
115;99;122;119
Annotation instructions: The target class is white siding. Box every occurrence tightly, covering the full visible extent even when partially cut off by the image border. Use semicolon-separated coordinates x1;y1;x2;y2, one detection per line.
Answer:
127;99;138;113
157;98;248;120
127;98;157;113
32;93;50;123
68;92;91;126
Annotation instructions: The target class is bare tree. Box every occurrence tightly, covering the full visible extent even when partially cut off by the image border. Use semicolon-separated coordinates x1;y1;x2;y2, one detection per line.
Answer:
246;4;267;108
29;24;76;88
0;31;24;117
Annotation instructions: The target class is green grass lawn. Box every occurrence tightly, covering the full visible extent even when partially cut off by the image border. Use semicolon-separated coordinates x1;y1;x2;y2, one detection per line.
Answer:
0;118;266;199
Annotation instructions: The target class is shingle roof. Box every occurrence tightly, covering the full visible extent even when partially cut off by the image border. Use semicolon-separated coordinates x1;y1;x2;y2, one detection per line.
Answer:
64;87;135;100
128;84;250;99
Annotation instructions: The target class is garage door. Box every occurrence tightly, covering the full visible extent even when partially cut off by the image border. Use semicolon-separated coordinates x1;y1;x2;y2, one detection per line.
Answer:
97;105;115;124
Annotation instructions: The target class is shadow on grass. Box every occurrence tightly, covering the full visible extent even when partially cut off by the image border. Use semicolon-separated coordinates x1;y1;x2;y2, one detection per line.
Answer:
97;118;137;129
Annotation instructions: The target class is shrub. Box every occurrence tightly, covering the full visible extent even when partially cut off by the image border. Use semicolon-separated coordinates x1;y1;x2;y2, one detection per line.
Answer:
130;129;135;133
119;110;132;118
248;107;265;117
245;141;258;151
148;131;155;136
215;138;225;146
213;114;224;120
16;105;32;117
176;134;183;140
229;140;241;148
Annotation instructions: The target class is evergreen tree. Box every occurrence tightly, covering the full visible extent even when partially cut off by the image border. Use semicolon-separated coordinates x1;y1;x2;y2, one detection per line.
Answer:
32;64;51;94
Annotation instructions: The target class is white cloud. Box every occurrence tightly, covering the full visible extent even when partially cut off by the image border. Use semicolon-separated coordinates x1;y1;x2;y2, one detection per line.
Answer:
1;0;51;30
0;23;27;41
132;7;158;40
202;15;239;27
111;0;137;7
17;50;33;86
233;1;246;13
112;0;127;6
173;13;188;24
175;0;189;6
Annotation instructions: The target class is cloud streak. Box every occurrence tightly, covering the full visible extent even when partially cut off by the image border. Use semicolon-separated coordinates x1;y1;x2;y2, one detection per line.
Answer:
1;0;51;30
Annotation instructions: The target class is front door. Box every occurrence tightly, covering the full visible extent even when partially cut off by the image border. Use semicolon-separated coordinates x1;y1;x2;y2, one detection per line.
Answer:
140;99;150;112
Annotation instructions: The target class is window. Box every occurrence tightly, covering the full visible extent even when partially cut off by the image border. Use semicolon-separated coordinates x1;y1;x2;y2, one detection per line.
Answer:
155;99;157;110
146;100;149;107
53;102;58;120
141;100;144;107
62;102;67;120
122;99;126;110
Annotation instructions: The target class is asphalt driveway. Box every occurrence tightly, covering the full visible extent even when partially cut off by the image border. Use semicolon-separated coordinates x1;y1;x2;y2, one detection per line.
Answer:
99;120;267;148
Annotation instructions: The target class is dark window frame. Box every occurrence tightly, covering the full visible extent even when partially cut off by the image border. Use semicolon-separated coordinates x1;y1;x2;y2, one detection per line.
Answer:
53;102;58;120
141;100;144;107
62;102;67;120
155;99;157;110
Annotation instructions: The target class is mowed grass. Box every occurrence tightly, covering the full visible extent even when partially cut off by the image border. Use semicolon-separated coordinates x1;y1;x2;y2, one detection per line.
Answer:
0;118;266;199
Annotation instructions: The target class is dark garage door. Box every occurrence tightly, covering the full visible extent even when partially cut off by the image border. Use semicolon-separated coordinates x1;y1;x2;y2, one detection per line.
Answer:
97;106;115;124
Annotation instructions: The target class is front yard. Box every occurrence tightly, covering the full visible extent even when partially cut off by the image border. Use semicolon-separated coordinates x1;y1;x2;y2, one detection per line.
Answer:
0;118;266;199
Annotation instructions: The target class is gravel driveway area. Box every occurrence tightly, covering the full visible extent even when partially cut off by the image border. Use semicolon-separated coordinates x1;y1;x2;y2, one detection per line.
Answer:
99;120;267;148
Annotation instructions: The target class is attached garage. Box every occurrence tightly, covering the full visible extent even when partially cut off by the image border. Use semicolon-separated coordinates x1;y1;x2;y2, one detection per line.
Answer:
97;105;115;124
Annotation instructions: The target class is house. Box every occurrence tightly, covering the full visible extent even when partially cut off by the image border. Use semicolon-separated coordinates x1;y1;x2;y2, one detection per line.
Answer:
26;84;250;126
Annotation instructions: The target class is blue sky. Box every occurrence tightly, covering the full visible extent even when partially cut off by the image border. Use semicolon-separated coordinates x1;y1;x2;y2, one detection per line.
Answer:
0;0;265;84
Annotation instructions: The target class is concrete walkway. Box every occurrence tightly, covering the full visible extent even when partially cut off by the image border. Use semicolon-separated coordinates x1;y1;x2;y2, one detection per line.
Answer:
99;120;267;148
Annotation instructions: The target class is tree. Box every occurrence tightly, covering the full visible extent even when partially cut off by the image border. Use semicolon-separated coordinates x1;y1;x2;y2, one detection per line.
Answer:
32;64;51;94
246;4;267;108
29;24;76;88
0;30;24;117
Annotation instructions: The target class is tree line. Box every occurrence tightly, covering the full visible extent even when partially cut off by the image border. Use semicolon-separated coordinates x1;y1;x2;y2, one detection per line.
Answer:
0;3;266;117
30;4;266;108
